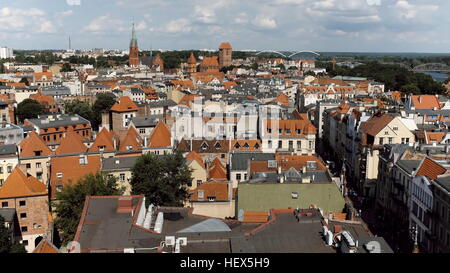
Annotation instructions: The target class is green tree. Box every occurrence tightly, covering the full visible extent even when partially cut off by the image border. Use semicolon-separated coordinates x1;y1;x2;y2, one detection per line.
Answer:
16;99;44;123
64;100;94;123
0;216;27;253
60;63;73;72
92;93;116;130
400;84;421;95
53;173;122;244
130;152;192;207
19;77;29;86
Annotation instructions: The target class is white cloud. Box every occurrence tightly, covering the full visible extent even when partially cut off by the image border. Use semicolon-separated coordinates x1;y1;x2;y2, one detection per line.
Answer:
164;18;193;33
0;7;56;33
83;15;127;33
234;13;249;24
252;15;277;29
395;0;438;20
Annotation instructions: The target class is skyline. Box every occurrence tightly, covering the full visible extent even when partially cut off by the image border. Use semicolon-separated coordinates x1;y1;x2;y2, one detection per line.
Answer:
1;0;450;53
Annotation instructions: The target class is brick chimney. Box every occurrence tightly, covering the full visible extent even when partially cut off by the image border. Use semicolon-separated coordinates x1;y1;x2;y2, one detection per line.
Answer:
117;196;133;213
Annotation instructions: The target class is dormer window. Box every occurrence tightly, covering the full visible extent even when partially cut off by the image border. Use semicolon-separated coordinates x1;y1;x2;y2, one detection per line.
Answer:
126;146;133;151
34;151;42;156
286;129;291;134
201;142;208;150
208;196;216;202
243;142;250;149
214;142;221;149
296;129;302;134
254;143;260;149
99;145;105;151
234;142;241;149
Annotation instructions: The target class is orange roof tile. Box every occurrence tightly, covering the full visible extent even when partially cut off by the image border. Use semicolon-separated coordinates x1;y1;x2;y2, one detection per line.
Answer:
265;119;317;136
33;238;60;253
274;92;290;106
426;132;446;144
19;131;53;157
50;155;101;198
118;126;142;152
411;95;441;110
209;165;227;181
30;92;55;104
186;151;205;168
189;182;230;201
416;157;447;180
88;128;117;152
219;42;232;49
0;167;47;199
148;121;171;148
243;211;269;223
110;96;139;112
187;52;197;64
55;131;87;155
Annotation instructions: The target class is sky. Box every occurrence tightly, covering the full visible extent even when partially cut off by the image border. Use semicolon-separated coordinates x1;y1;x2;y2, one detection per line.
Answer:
0;0;449;52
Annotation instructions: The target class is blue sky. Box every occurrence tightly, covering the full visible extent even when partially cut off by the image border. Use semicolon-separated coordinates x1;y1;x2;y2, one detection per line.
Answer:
0;0;449;52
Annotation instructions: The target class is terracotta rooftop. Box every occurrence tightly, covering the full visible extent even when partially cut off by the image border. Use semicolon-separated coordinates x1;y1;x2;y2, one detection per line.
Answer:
359;113;395;137
411;95;441;110
0;167;47;199
118;126;142;152
186;151;205;168
219;42;232;49
33;238;60;253
148;121;171;148
110;96;139;112
19;131;53;157
416;157;447;180
55;131;88;155
189;182;231;201
88;128;117;152
243;211;269;223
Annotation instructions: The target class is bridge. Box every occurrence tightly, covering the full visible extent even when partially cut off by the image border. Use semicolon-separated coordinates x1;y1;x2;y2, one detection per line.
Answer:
412;63;450;73
253;50;320;59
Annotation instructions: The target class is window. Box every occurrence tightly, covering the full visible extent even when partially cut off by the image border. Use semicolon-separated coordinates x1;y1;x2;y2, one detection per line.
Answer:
244;174;248;180
393;126;399;131
0;167;2;173
120;173;125;182
0;179;3;186
22;240;28;246
34;151;41;156
198;190;204;200
21;226;28;232
196;180;202;186
56;173;63;179
379;138;384;145
236;173;242;181
36;162;41;168
278;140;283;149
278;129;282;134
19;200;26;207
139;129;146;134
79;156;86;165
268;140;272;149
37;173;42;180
309;141;313;150
388;137;393;144
6;166;12;173
297;141;302;150
267;128;272;134
20;213;27;219
1;201;8;208
208;197;216;202
286;129;291;134
384;131;389;135
296;129;302;134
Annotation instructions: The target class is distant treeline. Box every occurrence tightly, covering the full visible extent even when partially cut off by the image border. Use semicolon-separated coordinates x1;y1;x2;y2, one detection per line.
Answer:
321;61;447;94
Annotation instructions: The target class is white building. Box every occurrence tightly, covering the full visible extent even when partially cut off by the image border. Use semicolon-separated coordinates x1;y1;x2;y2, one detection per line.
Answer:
0;47;13;59
409;175;433;252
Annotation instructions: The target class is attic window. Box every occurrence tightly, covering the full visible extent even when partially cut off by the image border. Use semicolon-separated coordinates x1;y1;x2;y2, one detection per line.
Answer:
243;142;250;148
234;142;241;149
254;143;260;149
99;145;105;151
201;142;208;150
214;142;221;149
208;196;216;202
296;129;302;134
393;126;398;131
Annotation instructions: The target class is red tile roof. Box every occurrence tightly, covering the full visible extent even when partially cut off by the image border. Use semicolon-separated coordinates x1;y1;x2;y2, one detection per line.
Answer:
19;131;53;157
219;42;232;49
243;211;269;223
0;167;47;199
118;126;142;152
189;182;230;201
110;96;139;112
148;121;171;148
88;128;117;152
416;157;447;180
411;95;441;110
186;151;205;168
55;131;88;155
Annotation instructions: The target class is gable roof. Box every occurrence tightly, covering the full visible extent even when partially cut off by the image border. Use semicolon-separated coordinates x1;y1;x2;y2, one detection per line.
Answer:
416;157;447;180
118;126;142;152
148;121;171;148
55;131;87;155
88;128;117;152
186;151;205;168
19;131;53;157
359;113;395;137
208;163;227;180
0;167;47;199
110;96;139;112
274;92;289;107
33;238;60;253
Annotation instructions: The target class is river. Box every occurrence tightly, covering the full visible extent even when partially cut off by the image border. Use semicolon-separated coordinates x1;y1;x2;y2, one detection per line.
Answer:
415;71;450;82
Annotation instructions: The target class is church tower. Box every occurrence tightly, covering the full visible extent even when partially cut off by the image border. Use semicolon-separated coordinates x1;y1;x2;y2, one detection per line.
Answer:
218;42;232;68
129;23;139;67
187;52;197;75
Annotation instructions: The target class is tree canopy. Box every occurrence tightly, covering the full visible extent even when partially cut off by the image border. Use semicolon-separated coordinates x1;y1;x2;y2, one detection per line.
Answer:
325;62;446;94
16;99;44;123
0;216;27;253
60;63;73;72
64;100;94;123
130;152;192;207
53;173;122;244
92;93;116;129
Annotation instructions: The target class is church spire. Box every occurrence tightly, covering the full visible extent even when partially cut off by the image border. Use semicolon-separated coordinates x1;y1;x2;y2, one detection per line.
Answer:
130;22;138;48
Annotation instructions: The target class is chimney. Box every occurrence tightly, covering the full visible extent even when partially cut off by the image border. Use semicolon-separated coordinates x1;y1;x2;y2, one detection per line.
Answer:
117;196;133;213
